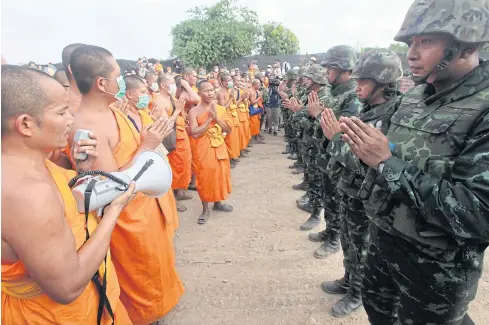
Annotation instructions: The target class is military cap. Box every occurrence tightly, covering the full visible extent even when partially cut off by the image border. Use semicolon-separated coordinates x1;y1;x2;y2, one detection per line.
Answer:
351;49;403;84
302;64;328;85
284;69;298;81
321;45;358;71
395;0;489;44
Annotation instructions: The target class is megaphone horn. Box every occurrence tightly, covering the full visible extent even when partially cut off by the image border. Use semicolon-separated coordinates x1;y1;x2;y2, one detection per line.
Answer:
70;150;172;213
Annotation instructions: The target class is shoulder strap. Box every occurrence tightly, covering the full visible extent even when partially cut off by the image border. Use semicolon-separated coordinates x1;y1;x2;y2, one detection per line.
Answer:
169;96;176;115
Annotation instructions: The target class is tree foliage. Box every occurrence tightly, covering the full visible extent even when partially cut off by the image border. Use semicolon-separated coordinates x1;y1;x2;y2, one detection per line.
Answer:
258;22;300;56
170;0;261;69
388;42;409;53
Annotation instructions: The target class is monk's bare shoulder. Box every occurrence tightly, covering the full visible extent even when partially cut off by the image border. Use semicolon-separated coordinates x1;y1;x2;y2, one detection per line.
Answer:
2;175;64;248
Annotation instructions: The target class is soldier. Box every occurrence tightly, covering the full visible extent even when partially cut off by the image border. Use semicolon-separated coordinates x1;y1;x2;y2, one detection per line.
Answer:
280;70;298;154
298;65;335;229
320;49;403;317
309;45;361;259
339;0;489;323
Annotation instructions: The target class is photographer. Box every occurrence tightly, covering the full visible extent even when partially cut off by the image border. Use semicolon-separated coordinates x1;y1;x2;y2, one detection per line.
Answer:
266;77;281;135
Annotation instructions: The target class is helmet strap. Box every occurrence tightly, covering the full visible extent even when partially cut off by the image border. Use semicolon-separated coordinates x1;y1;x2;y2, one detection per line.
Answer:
425;43;458;84
363;83;381;105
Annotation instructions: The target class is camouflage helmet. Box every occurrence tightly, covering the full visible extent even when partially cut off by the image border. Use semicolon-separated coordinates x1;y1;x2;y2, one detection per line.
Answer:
321;45;358;71
284;69;298;81
351;49;403;84
302;64;328;85
395;0;489;44
297;67;305;77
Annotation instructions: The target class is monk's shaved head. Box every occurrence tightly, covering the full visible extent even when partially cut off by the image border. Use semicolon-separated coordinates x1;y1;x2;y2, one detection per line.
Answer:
53;69;69;87
144;71;157;80
252;79;261;86
182;67;195;77
157;73;173;85
197;80;212;91
124;75;146;91
1;65;57;136
70;45;115;94
61;43;85;81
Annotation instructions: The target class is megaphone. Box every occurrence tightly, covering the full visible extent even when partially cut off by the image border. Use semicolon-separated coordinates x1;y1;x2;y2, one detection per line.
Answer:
70;150;172;214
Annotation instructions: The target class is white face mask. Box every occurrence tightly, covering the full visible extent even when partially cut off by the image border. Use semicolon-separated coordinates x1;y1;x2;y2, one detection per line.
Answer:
168;83;177;97
150;83;159;92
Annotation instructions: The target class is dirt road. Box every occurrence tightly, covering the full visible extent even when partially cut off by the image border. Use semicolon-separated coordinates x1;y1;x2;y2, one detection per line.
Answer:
164;132;489;325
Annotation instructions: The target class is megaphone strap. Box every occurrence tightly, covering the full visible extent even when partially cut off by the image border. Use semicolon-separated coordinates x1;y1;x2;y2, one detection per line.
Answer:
82;179;115;325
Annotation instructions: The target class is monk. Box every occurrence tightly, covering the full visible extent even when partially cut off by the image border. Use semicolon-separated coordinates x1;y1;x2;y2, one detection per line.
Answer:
237;79;252;157
69;45;184;325
177;67;200;190
188;80;233;224
53;69;70;89
154;73;193;210
1;65;134;325
249;79;266;144
62;43;85;114
144;71;159;110
217;73;241;168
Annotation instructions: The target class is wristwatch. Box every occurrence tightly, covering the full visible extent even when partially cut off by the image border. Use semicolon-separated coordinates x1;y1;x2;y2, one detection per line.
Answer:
377;161;386;175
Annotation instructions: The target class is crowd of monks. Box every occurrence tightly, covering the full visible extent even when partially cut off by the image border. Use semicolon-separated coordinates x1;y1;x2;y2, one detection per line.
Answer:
1;43;269;325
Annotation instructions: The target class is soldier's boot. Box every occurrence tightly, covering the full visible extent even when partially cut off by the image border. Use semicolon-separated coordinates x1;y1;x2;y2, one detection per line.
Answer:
314;233;341;259
258;134;266;141
308;229;329;242
321;271;350;294
292;167;304;174
297;200;313;213
288;153;298;160
289;162;303;169
282;145;291;154
331;287;362;318
292;181;309;191
299;208;321;231
296;193;309;205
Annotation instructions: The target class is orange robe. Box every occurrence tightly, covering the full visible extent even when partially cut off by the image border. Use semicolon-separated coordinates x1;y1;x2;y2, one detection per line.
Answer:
108;108;184;325
249;91;263;136
225;92;241;159
2;160;131;325
194;105;232;202
165;101;192;190
237;90;251;150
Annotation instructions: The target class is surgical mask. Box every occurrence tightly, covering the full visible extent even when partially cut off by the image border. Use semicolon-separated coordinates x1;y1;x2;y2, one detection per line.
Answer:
150;83;159;92
168;84;177;97
214;68;219;72
227;81;234;89
104;76;126;101
267;68;272;72
199;70;206;76
135;94;150;109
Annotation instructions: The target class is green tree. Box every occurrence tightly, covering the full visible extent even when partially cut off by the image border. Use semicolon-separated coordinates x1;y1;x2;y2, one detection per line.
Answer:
170;0;261;69
388;42;409;53
258;22;300;56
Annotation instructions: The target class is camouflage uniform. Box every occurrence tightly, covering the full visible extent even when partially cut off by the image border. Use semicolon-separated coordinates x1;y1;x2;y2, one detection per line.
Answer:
360;2;489;324
289;68;306;163
298;65;337;228
311;45;361;259
282;70;298;153
322;49;403;317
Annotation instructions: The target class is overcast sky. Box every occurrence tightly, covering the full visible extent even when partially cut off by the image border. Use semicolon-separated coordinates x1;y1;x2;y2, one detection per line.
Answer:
2;0;414;64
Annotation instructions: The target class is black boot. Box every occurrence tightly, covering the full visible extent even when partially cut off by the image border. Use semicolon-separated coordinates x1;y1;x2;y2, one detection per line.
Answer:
300;208;321;231
288;153;298;160
321;272;350;294
314;233;341;259
308;229;328;242
296;193;309;205
297;200;313;213
292;181;309;191
282;145;291;154
292;167;304;174
331;288;362;317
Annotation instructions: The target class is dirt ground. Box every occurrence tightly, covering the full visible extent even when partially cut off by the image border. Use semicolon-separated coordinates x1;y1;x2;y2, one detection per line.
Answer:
163;131;489;325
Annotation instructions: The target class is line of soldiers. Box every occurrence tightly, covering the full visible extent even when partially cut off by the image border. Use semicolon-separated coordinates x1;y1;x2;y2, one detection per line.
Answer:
280;0;489;324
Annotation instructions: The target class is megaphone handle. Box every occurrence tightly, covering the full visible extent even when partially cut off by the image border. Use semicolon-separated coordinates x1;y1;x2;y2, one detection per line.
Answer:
131;159;154;182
